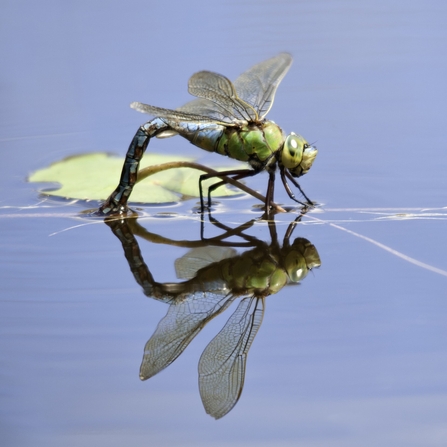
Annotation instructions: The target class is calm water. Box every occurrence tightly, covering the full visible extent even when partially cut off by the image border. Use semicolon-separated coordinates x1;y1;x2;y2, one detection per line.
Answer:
1;1;447;446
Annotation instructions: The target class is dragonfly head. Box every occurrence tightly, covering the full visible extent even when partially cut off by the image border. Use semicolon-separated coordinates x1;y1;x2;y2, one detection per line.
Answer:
283;238;321;283
281;133;317;177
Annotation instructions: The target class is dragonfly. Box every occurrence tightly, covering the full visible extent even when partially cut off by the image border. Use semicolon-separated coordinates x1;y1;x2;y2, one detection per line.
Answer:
97;53;318;216
105;212;321;418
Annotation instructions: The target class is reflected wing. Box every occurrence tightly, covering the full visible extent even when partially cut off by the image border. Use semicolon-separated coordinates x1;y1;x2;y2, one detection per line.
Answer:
198;296;264;419
175;246;238;280
187;71;258;122
139;287;236;380
233;53;292;119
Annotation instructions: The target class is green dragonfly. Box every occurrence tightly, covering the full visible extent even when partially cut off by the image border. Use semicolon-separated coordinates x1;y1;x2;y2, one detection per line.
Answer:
106;212;321;419
98;53;317;216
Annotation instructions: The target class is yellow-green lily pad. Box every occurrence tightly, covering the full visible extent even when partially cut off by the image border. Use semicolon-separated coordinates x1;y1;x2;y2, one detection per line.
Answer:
28;152;243;204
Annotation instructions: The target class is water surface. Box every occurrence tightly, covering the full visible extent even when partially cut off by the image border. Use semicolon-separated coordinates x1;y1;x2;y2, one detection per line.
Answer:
1;1;447;446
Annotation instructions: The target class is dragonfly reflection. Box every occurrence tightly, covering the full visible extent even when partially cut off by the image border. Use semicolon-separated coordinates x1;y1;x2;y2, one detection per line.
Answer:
106;214;320;419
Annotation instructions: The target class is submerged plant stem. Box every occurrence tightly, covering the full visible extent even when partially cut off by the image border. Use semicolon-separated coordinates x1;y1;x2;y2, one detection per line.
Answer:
137;161;286;213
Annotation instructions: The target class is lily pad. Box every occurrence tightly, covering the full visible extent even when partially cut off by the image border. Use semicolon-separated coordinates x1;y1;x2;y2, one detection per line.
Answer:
29;152;244;203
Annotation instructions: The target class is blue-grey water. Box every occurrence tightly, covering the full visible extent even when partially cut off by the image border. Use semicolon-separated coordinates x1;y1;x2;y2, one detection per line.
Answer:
1;1;447;446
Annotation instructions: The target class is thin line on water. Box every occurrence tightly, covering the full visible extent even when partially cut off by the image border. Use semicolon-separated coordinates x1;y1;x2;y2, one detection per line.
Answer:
306;214;447;278
48;220;103;237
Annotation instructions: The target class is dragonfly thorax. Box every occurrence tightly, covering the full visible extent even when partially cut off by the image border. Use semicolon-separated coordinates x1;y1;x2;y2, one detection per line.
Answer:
219;249;289;297
215;121;285;170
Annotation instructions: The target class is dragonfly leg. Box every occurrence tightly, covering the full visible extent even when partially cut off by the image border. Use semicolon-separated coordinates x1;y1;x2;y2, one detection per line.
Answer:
264;171;276;215
205;169;261;208
206;179;230;207
279;169;307;206
284;169;314;205
96;118;169;216
198;168;256;210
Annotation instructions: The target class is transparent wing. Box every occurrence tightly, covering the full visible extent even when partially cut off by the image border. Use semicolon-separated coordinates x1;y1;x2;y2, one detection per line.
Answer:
177;98;243;125
139;287;236;380
233;52;292;119
187;71;258;122
198;296;264;419
133;54;291;124
130;101;230;125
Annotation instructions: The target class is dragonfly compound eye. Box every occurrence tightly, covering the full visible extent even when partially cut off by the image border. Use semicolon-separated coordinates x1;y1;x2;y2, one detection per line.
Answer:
284;250;309;283
285;135;317;178
281;134;304;169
